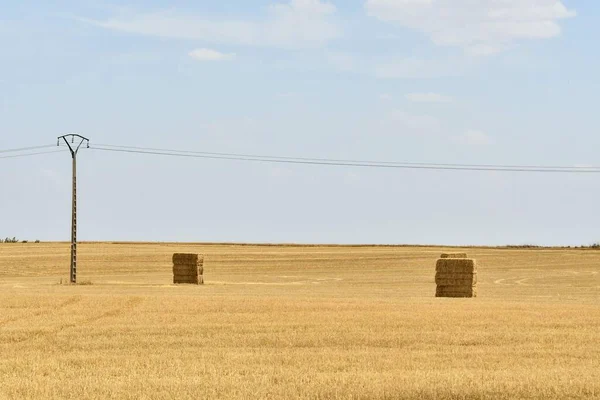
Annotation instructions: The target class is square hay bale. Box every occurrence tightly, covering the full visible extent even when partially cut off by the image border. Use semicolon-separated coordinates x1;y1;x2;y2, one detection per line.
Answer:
435;272;477;280
440;253;468;259
436;286;477;298
173;276;201;285
172;253;204;266
435;258;478;298
436;258;477;274
173;253;204;285
435;272;477;281
173;265;204;275
435;276;477;286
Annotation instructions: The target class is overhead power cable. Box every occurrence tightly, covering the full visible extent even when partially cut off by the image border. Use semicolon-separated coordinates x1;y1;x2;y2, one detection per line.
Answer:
0;144;56;154
93;143;598;171
89;145;600;174
0;149;66;160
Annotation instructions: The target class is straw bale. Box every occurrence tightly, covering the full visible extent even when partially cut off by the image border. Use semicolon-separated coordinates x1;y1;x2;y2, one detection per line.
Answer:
436;258;477;273
173;261;204;268
173;264;204;271
172;253;204;265
173;276;201;285
173;273;203;279
437;284;477;292
173;265;203;275
436;292;477;298
435;272;476;279
435;278;476;286
436;286;477;298
435;273;477;283
440;253;468;259
173;271;198;276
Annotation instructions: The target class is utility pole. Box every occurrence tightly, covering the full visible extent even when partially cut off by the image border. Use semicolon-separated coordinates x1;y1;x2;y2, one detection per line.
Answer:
58;134;90;284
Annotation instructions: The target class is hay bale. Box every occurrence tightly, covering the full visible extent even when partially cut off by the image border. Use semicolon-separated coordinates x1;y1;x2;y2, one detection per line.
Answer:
172;253;204;265
435;273;477;283
436;258;477;274
435;272;477;280
440;253;468;259
173;253;204;285
435;257;478;298
436;286;477;298
173;276;201;285
173;273;198;278
173;265;204;275
435;275;477;286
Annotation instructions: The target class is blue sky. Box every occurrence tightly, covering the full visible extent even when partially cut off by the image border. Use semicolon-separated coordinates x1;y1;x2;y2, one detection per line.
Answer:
1;0;599;246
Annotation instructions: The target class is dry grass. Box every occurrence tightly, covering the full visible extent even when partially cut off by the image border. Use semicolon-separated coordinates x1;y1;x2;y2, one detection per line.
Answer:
1;242;599;399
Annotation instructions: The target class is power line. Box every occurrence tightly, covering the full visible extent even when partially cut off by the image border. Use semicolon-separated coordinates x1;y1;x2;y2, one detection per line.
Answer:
94;143;591;170
0;144;56;154
4;141;595;173
0;150;66;159
90;145;600;174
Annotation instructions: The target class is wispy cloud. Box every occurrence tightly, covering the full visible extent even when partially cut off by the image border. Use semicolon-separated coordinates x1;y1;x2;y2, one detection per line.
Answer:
189;48;236;62
366;0;575;56
80;0;341;49
405;93;453;103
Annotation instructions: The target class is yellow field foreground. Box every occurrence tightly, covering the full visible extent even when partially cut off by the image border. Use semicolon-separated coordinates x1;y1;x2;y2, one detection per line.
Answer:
1;243;599;399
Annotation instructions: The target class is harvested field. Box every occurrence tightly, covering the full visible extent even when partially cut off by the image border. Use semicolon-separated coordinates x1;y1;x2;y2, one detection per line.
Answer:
0;242;599;399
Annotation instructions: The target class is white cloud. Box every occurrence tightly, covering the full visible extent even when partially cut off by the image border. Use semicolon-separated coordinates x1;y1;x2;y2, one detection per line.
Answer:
365;0;575;55
405;92;452;103
456;130;493;146
189;48;236;62
82;0;340;49
379;94;393;101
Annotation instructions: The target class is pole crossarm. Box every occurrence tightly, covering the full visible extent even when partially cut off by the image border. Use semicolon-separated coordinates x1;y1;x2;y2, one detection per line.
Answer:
58;134;90;158
57;134;90;284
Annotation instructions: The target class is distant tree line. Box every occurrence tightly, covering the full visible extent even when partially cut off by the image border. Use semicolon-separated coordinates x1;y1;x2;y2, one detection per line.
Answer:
0;237;41;243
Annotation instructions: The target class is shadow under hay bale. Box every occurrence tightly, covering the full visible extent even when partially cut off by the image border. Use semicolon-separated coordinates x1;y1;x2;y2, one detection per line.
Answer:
435;254;477;298
173;253;204;285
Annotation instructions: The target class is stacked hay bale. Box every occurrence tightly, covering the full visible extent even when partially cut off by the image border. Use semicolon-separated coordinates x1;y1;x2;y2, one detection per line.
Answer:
435;253;477;298
173;253;204;285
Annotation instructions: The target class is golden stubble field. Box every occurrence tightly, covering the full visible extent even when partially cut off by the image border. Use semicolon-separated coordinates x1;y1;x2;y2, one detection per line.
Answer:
1;242;599;399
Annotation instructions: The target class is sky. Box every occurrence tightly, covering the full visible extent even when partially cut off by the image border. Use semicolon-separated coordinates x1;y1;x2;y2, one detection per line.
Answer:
1;0;599;246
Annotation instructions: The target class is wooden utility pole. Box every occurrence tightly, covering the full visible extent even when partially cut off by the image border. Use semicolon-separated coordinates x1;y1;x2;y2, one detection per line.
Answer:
58;134;89;284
